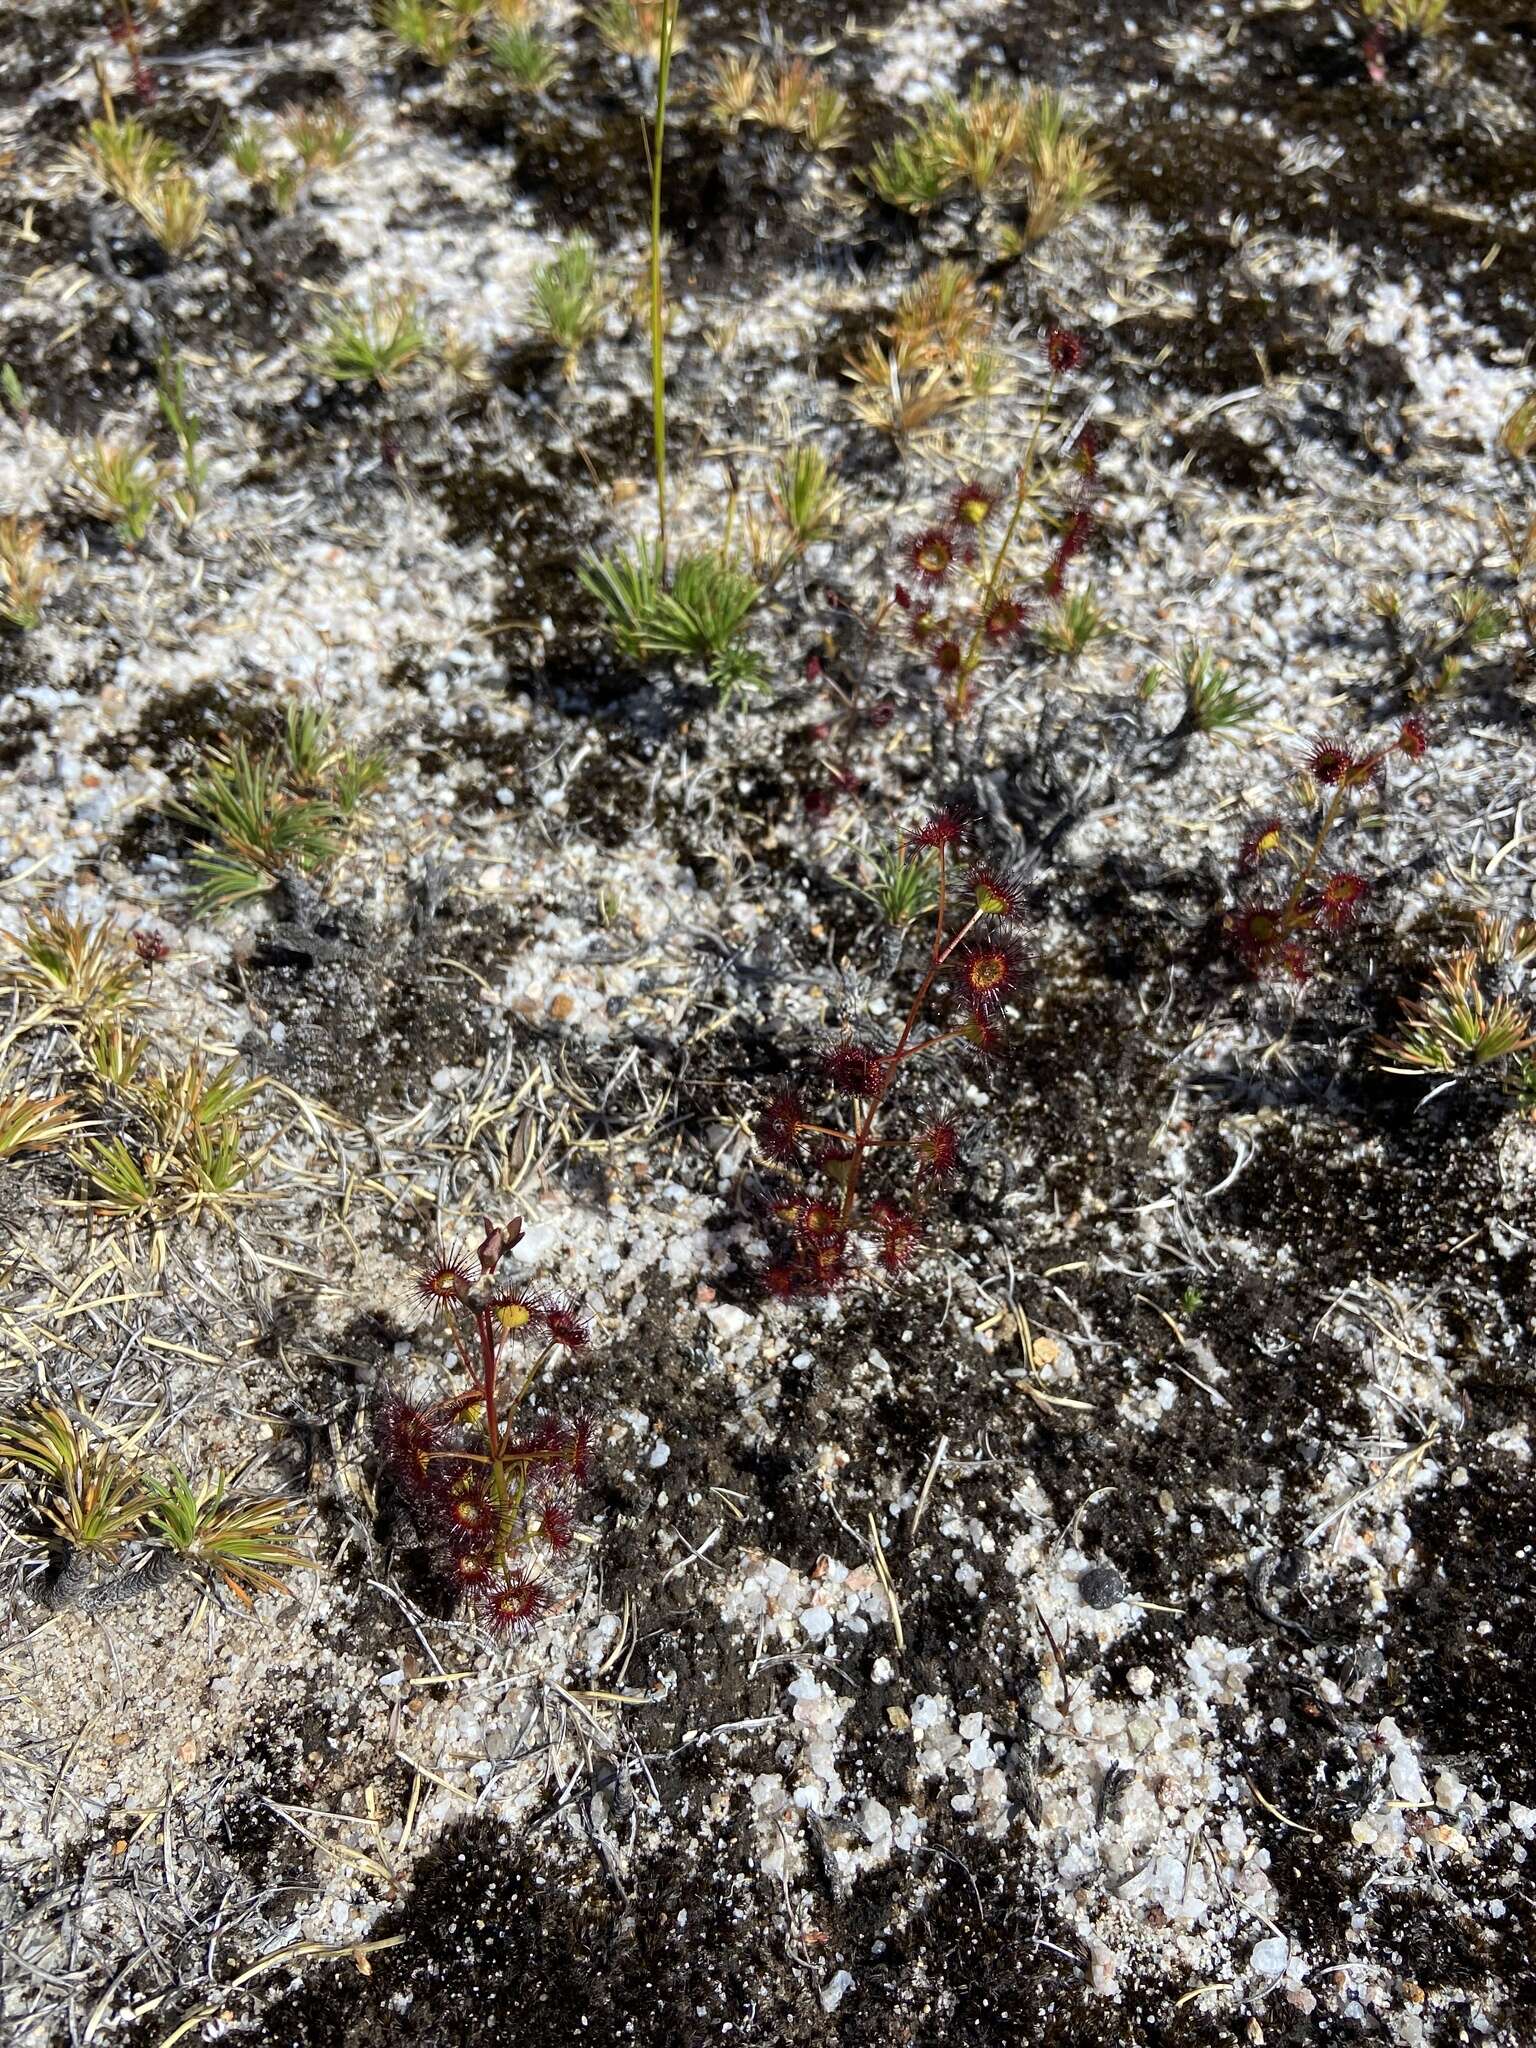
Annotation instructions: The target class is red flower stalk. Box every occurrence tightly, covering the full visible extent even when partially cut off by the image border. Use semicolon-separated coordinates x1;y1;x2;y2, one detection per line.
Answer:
133;928;172;969
380;1219;597;1634
1043;507;1093;598
753;822;1025;1299
112;5;158;104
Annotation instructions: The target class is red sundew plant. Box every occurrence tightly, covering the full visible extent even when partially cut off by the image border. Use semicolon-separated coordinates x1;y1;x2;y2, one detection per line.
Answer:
377;1217;595;1635
799;330;1098;813
895;330;1098;719
754;805;1025;1300
110;2;158;104
1225;716;1430;983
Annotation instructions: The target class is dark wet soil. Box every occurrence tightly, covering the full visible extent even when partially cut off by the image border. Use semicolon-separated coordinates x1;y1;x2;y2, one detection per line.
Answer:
234;894;537;1119
163;834;1530;2044
93;679;279;773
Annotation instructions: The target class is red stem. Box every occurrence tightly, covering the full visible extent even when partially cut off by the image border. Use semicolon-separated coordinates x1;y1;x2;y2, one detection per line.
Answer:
833;845;956;1232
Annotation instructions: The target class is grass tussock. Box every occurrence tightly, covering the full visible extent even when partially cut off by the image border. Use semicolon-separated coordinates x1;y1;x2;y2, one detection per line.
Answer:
867;83;1107;240
171;705;388;913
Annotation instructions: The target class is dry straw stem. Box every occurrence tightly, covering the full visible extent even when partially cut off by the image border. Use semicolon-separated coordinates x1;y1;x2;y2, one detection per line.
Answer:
154;1937;414;2045
646;0;682;559
866;1511;904;1651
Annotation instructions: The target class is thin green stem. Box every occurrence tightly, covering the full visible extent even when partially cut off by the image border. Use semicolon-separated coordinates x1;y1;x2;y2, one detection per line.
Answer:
954;367;1060;702
936;906;983;967
834;846;954;1232
900;1028;964;1061
649;0;679;568
1015;366;1060;500
475;1309;506;1517
437;1301;480;1402
502;1341;556;1426
1281;786;1348;922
